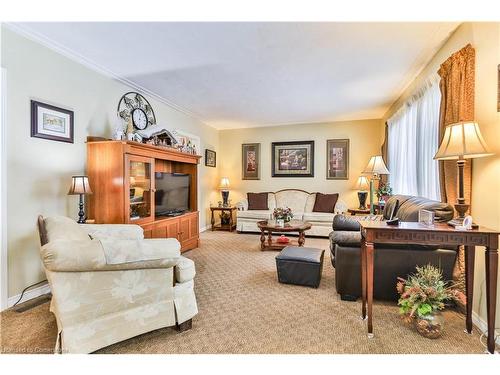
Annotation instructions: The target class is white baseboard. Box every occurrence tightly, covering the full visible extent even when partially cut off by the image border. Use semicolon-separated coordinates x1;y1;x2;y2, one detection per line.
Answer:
6;282;51;309
200;225;209;233
472;310;500;346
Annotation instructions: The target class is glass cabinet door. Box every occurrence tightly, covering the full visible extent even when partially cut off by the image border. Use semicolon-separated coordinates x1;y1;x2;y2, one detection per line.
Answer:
126;155;154;223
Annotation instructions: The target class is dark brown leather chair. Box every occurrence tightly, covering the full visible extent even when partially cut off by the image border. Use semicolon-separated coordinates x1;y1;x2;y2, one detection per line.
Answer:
330;195;457;301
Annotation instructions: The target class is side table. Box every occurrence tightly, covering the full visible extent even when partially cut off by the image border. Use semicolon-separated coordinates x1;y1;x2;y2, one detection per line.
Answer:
348;208;370;216
358;220;499;354
210;206;237;232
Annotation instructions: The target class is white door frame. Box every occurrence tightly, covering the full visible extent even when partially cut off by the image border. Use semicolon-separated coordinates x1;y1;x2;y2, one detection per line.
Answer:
0;66;8;310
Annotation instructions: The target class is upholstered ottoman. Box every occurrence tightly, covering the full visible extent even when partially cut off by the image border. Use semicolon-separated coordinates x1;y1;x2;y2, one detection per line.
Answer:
275;246;325;288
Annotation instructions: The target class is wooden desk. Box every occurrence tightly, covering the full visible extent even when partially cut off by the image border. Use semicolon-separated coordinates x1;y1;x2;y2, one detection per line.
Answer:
210;206;237;232
359;221;499;354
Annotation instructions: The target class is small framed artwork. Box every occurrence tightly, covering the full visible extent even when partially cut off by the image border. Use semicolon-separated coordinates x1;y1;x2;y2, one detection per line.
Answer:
31;100;74;143
205;149;216;167
326;139;349;180
242;143;260;180
271;140;314;177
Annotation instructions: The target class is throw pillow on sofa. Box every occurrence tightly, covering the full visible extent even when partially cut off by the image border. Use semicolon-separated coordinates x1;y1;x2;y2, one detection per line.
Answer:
247;192;269;210
313;193;339;213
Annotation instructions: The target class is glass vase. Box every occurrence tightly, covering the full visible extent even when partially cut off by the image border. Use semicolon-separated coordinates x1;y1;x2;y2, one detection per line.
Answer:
414;312;444;339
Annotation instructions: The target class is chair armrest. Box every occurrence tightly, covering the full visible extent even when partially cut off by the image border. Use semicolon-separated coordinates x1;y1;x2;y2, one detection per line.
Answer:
175;256;196;283
41;239;179;272
236;199;248;211
81;224;144;240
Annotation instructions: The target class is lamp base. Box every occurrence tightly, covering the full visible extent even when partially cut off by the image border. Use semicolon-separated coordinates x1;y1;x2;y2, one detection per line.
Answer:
77;194;87;224
357;191;368;210
221;190;229;207
447;203;478;229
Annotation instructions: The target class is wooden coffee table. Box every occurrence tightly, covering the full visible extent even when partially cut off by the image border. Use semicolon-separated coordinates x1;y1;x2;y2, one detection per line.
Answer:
257;220;312;251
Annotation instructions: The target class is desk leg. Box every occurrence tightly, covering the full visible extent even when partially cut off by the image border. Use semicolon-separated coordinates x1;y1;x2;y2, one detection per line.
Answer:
485;247;498;354
464;245;475;334
366;241;374;337
267;231;273;247
361;238;367;320
211;210;215;231
260;229;266;250
229;210;234;232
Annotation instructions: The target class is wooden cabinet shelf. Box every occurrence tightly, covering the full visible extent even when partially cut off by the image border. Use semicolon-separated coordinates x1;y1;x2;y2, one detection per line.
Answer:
86;139;201;252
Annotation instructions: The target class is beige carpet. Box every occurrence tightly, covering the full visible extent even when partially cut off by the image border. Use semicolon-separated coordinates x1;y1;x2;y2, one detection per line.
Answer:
0;231;492;354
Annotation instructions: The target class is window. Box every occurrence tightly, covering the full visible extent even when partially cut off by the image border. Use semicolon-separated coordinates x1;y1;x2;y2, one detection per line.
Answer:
387;75;441;201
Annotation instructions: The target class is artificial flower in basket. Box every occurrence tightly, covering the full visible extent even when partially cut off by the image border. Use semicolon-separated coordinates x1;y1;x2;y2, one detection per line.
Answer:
397;264;464;339
273;207;293;226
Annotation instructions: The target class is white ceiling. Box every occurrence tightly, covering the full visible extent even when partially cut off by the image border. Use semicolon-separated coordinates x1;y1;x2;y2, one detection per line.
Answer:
11;22;458;129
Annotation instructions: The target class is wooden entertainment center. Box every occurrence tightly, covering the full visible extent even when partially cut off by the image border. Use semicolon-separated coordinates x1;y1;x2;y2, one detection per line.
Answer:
86;139;201;252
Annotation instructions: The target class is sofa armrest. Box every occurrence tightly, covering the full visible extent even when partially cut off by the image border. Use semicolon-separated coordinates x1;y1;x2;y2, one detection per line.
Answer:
236;199;248;211
332;215;361;231
330;230;362;247
81;224;144;240
334;199;348;214
41;239;179;272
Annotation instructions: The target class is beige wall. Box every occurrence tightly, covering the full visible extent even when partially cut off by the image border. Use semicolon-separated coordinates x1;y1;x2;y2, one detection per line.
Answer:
1;27;220;298
383;22;500;327
219;119;383;208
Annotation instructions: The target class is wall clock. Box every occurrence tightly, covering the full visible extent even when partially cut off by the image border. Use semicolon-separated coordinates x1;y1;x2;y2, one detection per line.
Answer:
117;92;156;130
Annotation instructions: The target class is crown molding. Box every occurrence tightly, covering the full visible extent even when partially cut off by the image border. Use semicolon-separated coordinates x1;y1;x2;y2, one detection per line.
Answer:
4;22;216;130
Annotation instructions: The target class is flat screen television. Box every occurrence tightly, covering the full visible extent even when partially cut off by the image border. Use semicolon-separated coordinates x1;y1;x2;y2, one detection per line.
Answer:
155;172;190;217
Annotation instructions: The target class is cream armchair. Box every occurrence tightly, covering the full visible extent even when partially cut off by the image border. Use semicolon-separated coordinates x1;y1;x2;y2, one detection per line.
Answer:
37;215;198;354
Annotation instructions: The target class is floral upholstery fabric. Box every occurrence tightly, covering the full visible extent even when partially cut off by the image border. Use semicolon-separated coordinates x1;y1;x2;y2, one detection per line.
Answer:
41;239;180;271
82;223;145;240
39;216;198;354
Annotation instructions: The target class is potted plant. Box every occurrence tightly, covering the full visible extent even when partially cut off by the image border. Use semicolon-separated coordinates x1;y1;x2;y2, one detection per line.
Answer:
397;264;463;339
376;182;393;205
273;207;293;227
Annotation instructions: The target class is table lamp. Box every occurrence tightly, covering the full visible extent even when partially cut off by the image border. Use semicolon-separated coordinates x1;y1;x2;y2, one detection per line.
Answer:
356;175;370;210
219;177;230;207
68;175;93;224
434;121;493;226
363;156;390;214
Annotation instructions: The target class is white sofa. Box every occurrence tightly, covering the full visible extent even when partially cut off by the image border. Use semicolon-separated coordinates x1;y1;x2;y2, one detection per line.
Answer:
37;215;198;354
235;189;347;237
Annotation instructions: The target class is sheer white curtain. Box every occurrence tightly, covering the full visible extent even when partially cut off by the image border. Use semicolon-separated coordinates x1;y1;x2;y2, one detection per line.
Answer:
387;75;441;201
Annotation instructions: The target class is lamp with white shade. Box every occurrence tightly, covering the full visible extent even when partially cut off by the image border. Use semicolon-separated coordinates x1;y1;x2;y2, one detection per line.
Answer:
68;175;93;223
219;177;230;207
355;175;370;210
362;156;390;214
433;121;493;226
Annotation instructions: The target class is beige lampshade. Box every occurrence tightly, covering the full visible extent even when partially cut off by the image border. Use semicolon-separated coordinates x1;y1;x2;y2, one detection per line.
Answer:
434;121;493;160
356;176;370;191
68;175;92;195
219;177;230;190
363;155;390;175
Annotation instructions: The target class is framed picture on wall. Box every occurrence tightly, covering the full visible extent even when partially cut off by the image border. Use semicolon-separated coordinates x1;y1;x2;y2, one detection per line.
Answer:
242;143;260;180
271;140;314;177
326;139;349;180
31;100;74;143
205;149;216;167
497;64;500;112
